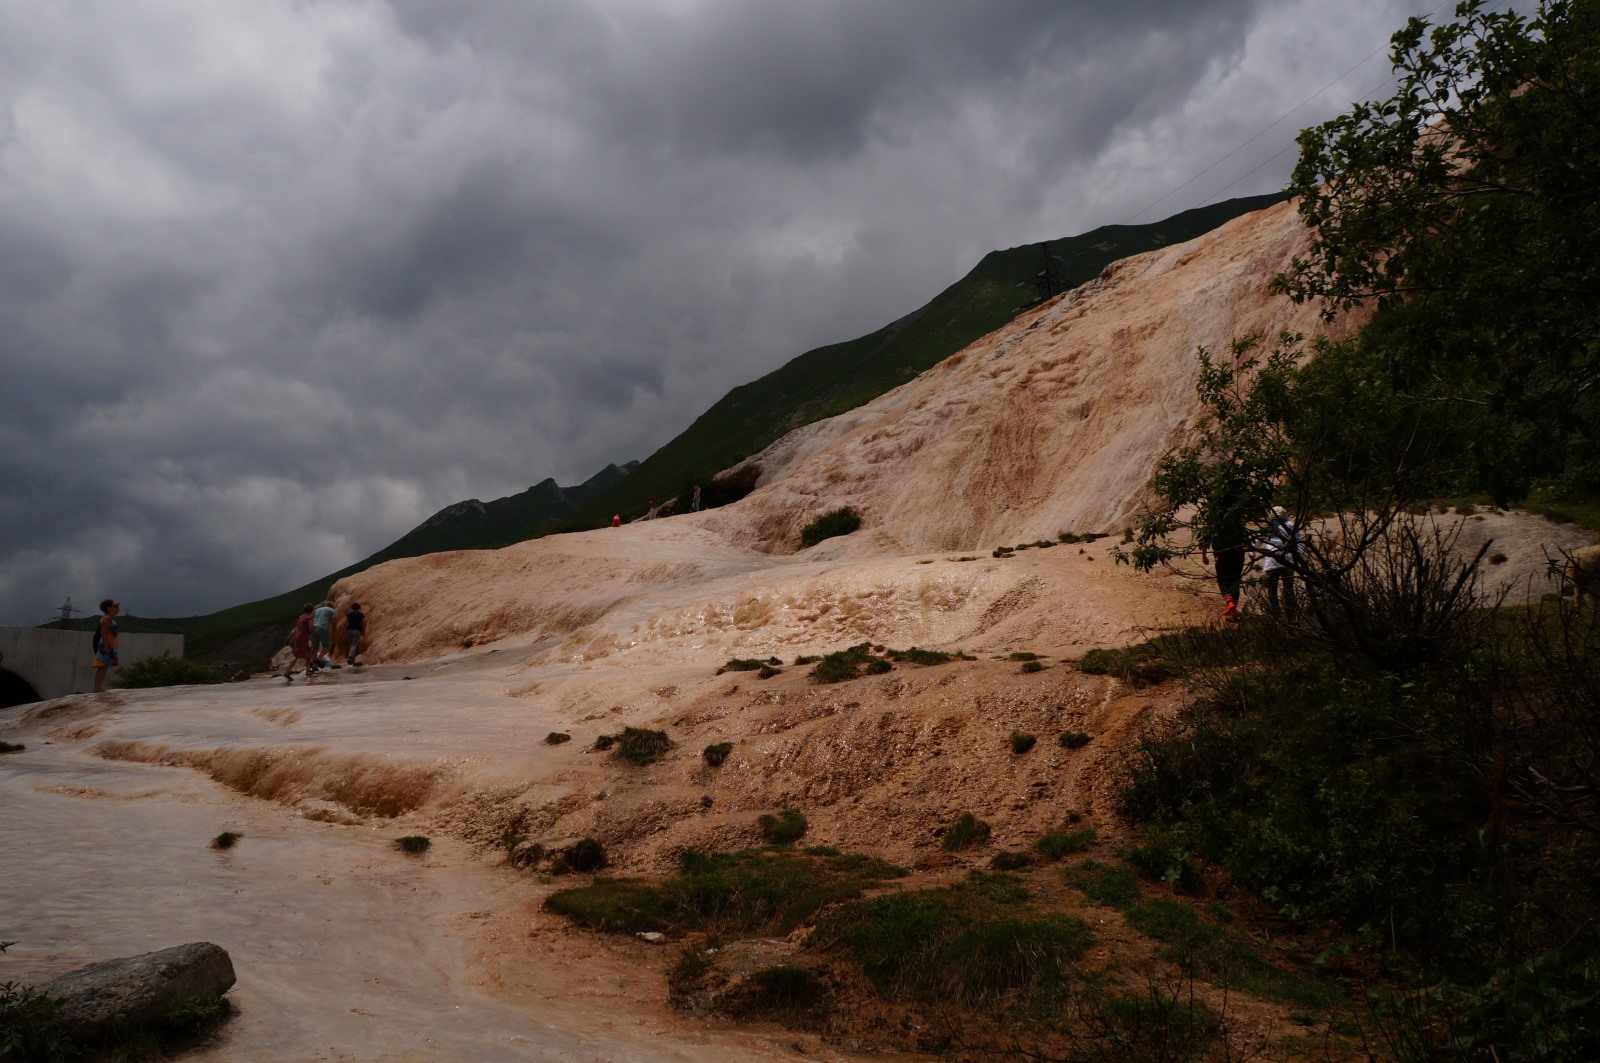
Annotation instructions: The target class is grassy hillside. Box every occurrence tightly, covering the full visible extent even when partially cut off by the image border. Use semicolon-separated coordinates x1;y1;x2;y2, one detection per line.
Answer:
570;193;1287;526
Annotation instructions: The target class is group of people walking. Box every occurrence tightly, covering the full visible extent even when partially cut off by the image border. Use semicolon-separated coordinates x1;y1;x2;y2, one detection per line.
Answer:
1200;506;1302;621
285;598;366;681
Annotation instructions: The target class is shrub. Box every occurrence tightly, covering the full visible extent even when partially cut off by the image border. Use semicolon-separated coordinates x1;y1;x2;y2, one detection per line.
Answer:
211;831;241;850
723;965;828;1021
989;850;1035;871
811;643;892;684
1035;829;1096;860
793;655;821;665
111;652;224;689
1123;839;1202;893
396;835;431;854
1059;730;1091;749
565;837;608;873
758;809;808;844
800;507;862;548
1010;731;1037;754
756;664;780;679
886;647;969;666
717;658;768;674
1020;660;1044;674
600;726;673;765
1009;651;1039;661
544;732;572;745
703;742;734;767
940;812;992;851
1077;646;1174;686
0;741;24;754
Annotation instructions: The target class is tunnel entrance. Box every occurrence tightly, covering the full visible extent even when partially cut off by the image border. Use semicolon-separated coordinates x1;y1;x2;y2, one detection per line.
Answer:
0;667;42;710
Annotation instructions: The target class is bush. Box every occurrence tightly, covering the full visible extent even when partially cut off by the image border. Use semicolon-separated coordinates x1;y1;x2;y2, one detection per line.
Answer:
800;507;862;548
717;658;768;674
1010;731;1037;754
396;835;431;854
111;652;225;689
544;732;571;745
599;726;673;765
565;837;608;873
0;742;24;754
1059;730;1091;749
989;850;1035;871
940;812;992;851
211;831;241;850
703;742;733;767
723;965;828;1021
1020;660;1044;674
1035;829;1096;860
1064;861;1141;909
758;809;808;844
811;643;892;684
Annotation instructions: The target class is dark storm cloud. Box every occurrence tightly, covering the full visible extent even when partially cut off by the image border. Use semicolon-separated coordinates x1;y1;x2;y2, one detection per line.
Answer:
0;0;1453;625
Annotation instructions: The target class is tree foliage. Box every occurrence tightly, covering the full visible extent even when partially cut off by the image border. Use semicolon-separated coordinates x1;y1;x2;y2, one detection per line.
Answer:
1278;0;1600;502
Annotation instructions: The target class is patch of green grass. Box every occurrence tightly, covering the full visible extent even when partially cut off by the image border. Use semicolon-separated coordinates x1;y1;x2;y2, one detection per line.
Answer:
1122;838;1203;893
885;646;967;666
758;808;808;844
717;658;769;674
941;812;992;851
544;731;571;745
800;507;862;548
793;654;821;665
546;879;666;932
1076;646;1174;686
1058;531;1109;544
1064;860;1142;909
1035;829;1097;860
703;742;733;767
822;872;1091;1006
211;831;241;850
548;847;907;938
598;726;673;765
396;835;431;854
1010;731;1037;754
1009;651;1039;661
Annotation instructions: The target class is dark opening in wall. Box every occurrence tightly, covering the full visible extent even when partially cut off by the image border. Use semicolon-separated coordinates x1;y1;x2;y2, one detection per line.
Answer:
0;667;42;710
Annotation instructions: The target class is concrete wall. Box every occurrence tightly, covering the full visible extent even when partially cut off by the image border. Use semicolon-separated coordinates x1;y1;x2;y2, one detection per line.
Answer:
0;627;186;702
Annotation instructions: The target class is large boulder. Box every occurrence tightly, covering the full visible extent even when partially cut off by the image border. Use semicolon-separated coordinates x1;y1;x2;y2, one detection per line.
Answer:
41;942;235;1043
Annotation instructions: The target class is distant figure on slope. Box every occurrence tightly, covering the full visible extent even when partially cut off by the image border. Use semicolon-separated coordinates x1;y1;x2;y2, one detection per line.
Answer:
311;599;337;667
612;514;621;528
691;485;702;512
344;602;366;665
285;603;317;681
1255;506;1301;620
92;598;121;693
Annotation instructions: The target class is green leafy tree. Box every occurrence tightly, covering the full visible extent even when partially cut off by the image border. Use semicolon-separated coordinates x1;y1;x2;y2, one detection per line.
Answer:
1278;0;1600;502
1123;336;1298;572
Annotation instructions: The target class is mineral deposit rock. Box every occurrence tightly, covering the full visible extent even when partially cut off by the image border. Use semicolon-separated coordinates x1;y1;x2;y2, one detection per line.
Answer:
42;941;235;1042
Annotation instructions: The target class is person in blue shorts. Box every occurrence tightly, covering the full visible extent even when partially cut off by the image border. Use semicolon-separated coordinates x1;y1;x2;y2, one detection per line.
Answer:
311;599;336;666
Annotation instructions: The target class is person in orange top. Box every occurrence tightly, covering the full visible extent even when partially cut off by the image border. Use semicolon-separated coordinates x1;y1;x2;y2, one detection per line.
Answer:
92;599;121;693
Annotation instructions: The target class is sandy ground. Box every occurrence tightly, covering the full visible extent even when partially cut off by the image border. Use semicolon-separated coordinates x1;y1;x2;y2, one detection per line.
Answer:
5;192;1595;1059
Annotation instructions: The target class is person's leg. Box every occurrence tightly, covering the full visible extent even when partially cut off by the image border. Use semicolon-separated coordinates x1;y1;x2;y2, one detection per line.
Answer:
1283;572;1298;621
1265;570;1283;618
1216;546;1246;614
347;632;361;664
93;661;107;693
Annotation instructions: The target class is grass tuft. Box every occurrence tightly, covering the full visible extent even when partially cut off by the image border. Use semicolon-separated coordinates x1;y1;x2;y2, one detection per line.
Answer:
800;507;862;548
703;741;734;767
941;812;992;851
396;835;431;854
210;831;241;850
1010;731;1037;754
758;808;808;844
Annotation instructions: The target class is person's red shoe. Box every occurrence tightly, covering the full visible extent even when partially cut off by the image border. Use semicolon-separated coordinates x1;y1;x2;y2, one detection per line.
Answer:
1222;595;1238;618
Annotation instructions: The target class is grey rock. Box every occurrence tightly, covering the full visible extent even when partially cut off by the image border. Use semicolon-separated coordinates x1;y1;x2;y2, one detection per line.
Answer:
41;942;235;1042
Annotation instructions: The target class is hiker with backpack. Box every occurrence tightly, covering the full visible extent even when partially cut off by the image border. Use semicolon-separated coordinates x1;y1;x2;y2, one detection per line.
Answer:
1256;506;1301;620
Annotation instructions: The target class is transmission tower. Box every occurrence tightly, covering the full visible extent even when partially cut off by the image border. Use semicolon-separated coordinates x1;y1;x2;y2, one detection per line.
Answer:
56;597;80;625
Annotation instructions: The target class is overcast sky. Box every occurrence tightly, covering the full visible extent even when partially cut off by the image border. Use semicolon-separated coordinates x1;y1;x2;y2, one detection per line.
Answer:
0;0;1479;625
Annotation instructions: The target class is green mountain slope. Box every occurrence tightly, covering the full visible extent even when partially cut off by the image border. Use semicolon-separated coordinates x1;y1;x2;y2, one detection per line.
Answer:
569;193;1286;526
